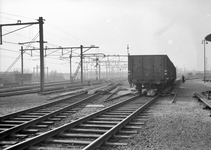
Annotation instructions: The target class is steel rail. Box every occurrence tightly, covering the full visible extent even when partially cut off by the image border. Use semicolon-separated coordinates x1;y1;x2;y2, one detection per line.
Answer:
0;92;99;140
83;95;159;150
0;81;119;148
171;80;181;103
0;81;80;93
0;84;83;97
104;92;134;102
4;95;140;150
0;80;102;96
0;79;104;93
0;92;86;122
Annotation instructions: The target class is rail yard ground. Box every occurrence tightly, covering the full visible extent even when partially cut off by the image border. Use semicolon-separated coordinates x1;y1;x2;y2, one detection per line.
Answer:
1;79;211;149
112;79;211;150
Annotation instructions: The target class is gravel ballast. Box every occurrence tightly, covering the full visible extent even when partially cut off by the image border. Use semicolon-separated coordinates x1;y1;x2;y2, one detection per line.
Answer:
0;94;49;116
2;79;211;149
105;79;211;150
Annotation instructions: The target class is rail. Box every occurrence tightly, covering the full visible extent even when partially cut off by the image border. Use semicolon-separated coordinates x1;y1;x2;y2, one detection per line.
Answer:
4;94;159;150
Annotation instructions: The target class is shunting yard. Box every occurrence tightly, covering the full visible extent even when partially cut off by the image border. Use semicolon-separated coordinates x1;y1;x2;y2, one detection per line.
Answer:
1;79;211;149
1;1;211;149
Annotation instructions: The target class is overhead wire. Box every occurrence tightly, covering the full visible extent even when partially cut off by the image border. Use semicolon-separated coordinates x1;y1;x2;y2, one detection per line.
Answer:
1;11;93;47
0;11;35;21
0;12;95;73
0;32;39;78
3;28;34;40
2;24;33;36
46;22;92;45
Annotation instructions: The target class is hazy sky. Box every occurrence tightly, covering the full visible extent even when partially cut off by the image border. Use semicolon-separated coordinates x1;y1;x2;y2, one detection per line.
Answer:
1;0;211;73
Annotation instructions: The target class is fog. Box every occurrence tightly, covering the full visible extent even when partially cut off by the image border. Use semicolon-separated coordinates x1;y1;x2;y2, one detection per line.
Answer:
1;0;211;73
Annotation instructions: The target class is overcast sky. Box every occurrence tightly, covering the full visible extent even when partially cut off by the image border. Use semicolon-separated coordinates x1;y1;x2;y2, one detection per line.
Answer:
1;0;211;73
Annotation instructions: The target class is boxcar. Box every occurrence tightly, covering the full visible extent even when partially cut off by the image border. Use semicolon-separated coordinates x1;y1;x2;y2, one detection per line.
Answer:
128;55;176;94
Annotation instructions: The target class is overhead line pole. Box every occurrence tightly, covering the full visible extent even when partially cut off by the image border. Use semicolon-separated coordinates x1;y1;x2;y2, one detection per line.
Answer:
21;46;24;85
70;51;72;83
80;45;83;85
39;17;45;92
0;17;45;92
26;45;99;85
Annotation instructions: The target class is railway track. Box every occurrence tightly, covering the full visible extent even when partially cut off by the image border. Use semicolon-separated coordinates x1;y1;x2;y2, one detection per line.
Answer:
0;80;104;97
0;81;124;149
2;94;159;150
170;80;182;103
0;81;79;93
0;92;96;145
194;92;211;110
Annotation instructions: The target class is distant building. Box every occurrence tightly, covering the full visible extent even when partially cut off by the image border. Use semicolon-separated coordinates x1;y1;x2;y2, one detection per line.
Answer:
0;72;32;86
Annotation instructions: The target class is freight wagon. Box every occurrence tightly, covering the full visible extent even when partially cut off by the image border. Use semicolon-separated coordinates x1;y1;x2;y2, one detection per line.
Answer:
128;55;176;95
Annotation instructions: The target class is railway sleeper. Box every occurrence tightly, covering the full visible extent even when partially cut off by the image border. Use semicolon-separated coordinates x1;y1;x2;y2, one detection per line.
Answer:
100;114;128;118
19;129;39;134
118;130;138;134
30;124;49;128
38;121;54;125
117;106;140;109
0;140;17;146
10;133;28;138
0;128;8;131
45;139;92;145
104;141;127;146
133;118;148;122
86;120;119;124
17;115;39;118
1;120;26;124
53;115;67;119
128;121;145;125
8;118;35;121
0;124;17;127
34;110;52;113
68;128;107;133
57;133;101;138
106;112;132;115
47;118;62;121
28;146;73;150
93;117;123;121
78;124;113;128
60;112;72;115
123;125;143;129
110;110;135;113
28;112;47;116
64;110;77;113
